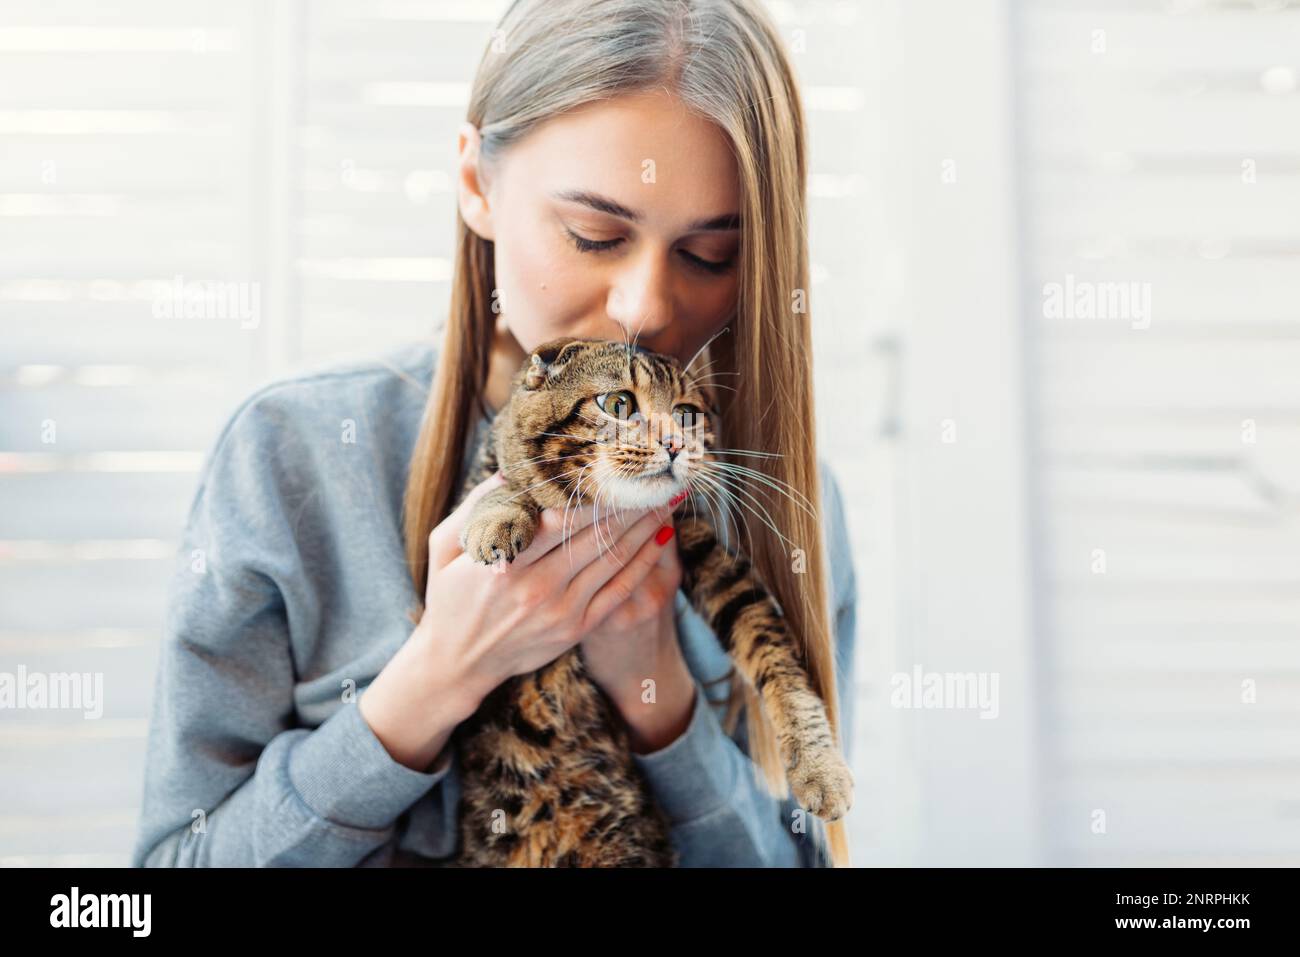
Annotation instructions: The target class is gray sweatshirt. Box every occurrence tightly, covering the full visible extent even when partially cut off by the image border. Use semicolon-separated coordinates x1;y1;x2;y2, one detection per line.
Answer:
130;338;858;867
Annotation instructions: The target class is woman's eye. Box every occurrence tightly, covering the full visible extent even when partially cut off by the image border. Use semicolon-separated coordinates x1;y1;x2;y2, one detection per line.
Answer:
565;228;622;254
599;390;638;419
566;226;734;275
680;250;735;275
673;404;704;428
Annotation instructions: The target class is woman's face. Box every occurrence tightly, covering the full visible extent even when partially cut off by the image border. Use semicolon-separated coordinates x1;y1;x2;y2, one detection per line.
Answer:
457;88;742;369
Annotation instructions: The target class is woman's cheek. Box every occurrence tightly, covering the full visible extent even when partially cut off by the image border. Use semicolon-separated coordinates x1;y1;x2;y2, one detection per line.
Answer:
496;238;564;343
524;253;598;339
685;287;737;340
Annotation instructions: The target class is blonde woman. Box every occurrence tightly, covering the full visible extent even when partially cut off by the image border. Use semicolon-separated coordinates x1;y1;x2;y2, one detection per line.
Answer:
133;0;858;868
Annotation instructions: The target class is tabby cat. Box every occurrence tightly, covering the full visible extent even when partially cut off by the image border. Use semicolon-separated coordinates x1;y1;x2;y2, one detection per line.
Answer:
447;336;852;866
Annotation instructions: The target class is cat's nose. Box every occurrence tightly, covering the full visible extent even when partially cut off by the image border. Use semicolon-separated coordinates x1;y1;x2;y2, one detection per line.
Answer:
662;434;683;458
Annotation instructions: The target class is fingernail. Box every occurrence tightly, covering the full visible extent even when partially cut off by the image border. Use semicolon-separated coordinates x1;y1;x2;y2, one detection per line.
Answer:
654;525;675;546
668;491;688;507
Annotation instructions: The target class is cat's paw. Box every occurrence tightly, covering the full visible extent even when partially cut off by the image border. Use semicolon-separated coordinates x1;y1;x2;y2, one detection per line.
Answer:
786;741;854;822
460;506;538;566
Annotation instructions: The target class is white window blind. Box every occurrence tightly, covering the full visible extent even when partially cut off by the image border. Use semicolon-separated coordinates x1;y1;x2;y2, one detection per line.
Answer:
1015;0;1300;864
0;0;882;865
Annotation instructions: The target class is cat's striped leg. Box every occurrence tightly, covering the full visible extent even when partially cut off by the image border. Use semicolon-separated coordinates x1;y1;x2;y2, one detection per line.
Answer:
674;517;854;822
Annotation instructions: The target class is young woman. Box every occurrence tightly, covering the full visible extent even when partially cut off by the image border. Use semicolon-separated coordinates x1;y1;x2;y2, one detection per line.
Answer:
132;0;858;868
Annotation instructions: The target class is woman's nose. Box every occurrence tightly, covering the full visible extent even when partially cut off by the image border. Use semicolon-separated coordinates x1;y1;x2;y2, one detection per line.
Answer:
607;251;674;343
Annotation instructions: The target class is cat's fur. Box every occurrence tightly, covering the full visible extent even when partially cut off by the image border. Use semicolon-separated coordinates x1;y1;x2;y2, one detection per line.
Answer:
446;336;852;867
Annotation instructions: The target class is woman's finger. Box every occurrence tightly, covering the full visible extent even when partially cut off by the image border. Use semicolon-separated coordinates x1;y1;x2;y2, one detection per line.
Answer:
505;502;600;568
524;503;658;576
527;487;682;573
582;522;681;629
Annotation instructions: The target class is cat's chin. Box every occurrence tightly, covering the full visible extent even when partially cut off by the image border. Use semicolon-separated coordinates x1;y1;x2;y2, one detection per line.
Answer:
596;469;687;510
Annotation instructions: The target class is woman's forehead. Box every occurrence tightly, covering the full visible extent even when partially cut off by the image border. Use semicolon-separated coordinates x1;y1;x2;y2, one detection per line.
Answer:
501;93;741;228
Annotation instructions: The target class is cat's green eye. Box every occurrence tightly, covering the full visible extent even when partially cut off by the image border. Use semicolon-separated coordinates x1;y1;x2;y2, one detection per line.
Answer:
673;404;704;428
599;390;638;420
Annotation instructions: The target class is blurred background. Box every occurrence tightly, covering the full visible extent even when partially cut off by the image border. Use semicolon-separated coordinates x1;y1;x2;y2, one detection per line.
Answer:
1;0;1298;866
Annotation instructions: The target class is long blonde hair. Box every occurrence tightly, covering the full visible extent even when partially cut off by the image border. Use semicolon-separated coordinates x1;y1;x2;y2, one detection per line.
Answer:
402;0;850;866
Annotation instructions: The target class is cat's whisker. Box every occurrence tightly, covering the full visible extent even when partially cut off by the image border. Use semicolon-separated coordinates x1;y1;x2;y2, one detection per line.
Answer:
575;463;624;567
687;480;714;536
694;382;737;396
595;459;645;565
499;452;587;474
686;355;723;378
576;411;611;429
598;481;629;564
617;313;633;364
705;447;784;460
687;367;739;403
562;462;595;569
714;478;802;555
533;430;595;443
683;325;730;376
691;470;757;557
631;308;650;359
569;465;598;535
499;453;567;469
687;474;737;554
692;466;801;553
497;466;587;508
696;461;811;524
691;376;740;391
709;485;749;558
697;460;819;519
695;474;785;559
691;371;739;386
583;461;612;557
685;355;736;384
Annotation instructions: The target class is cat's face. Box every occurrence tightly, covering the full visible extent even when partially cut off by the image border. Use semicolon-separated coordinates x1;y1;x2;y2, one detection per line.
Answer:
501;336;716;509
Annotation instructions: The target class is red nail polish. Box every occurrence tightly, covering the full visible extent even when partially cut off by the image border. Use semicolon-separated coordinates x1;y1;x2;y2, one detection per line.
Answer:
669;491;687;507
655;525;675;546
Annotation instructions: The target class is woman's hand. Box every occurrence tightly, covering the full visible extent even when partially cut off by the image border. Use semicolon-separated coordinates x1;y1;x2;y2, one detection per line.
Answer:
361;470;682;772
578;519;698;754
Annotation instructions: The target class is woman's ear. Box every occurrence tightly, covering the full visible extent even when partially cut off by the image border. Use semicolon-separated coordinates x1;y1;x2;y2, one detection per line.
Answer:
457;121;495;240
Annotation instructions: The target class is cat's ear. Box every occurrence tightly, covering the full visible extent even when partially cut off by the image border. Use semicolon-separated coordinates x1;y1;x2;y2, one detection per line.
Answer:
523;337;585;390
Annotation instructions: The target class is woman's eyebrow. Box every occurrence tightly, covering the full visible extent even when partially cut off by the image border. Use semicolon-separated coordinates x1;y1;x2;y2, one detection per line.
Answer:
551;188;740;232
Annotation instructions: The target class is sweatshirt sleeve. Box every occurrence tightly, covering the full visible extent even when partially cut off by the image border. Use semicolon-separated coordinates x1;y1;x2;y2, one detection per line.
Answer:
630;464;859;868
131;385;456;867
